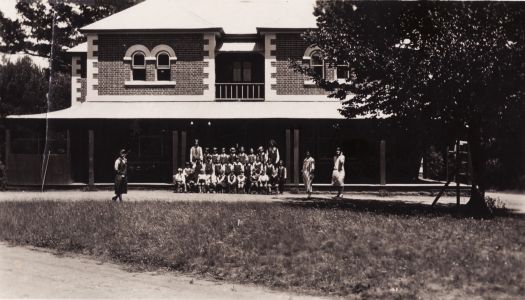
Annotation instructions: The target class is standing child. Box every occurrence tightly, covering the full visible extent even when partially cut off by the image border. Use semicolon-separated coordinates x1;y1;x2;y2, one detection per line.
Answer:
247;148;256;165
112;149;128;202
219;147;230;165
184;162;196;192
277;160;287;194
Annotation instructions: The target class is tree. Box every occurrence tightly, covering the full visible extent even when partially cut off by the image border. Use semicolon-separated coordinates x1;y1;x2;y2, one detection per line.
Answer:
0;56;48;117
295;1;525;213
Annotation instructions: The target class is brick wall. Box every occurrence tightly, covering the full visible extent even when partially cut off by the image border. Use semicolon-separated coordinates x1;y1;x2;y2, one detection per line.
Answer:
275;33;332;95
97;34;205;95
80;78;87;101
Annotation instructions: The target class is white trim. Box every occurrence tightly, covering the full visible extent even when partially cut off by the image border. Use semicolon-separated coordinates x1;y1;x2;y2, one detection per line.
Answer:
264;33;277;99
203;33;217;99
303;45;321;60
151;44;176;58
303;80;317;86
124;81;176;87
124;44;151;58
86;34;99;100
71;55;82;106
124;56;176;61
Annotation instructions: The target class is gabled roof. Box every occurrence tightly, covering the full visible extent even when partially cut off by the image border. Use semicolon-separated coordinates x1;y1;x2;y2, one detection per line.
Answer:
81;0;317;34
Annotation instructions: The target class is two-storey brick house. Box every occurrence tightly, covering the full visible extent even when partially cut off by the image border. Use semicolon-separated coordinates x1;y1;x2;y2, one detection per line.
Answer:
6;0;421;186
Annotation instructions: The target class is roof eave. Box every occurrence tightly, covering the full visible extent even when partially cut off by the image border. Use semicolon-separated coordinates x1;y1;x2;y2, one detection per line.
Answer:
79;28;225;35
256;27;315;34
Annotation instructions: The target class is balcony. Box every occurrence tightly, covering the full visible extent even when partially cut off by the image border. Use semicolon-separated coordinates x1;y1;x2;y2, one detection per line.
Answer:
215;51;265;101
215;83;264;101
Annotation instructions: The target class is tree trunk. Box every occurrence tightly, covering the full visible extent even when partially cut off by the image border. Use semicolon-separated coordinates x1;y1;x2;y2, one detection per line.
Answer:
465;120;491;216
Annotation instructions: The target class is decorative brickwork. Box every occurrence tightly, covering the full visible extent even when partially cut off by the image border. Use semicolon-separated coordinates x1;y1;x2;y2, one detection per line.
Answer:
275;33;332;95
97;34;205;96
80;78;87;101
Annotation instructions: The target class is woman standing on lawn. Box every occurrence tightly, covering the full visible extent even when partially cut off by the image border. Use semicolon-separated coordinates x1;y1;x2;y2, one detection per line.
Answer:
332;147;345;198
302;150;315;199
112;149;128;202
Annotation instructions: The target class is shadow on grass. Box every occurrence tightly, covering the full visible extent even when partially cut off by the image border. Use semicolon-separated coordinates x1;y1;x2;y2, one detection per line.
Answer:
278;196;524;219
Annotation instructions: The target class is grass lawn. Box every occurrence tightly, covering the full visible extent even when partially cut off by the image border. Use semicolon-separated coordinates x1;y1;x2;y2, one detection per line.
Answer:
0;199;523;298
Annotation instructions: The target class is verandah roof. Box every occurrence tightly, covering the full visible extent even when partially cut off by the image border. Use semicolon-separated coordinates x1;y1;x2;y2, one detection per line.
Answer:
7;101;346;120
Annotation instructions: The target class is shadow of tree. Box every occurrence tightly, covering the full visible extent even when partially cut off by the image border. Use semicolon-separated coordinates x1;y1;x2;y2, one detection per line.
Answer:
278;196;523;219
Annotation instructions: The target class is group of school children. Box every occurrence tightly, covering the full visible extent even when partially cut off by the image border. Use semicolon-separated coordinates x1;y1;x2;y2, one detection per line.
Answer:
172;139;287;194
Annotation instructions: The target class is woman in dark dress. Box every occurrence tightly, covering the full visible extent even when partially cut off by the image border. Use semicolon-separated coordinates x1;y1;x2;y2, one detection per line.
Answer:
112;149;128;202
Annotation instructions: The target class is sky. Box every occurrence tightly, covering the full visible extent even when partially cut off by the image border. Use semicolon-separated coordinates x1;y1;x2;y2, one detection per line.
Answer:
0;0;50;68
0;0;18;19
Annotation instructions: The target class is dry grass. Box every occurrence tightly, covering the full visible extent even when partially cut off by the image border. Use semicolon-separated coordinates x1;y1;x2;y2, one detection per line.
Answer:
0;199;524;298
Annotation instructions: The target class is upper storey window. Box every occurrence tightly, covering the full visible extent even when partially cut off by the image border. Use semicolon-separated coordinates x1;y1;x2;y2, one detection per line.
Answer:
310;51;325;79
132;51;146;81
156;52;171;81
336;63;350;81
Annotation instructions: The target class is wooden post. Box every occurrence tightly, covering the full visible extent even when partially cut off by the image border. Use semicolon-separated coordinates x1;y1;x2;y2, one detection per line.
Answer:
66;129;71;166
88;129;94;187
285;129;291;183
455;139;460;206
181;130;187;165
172;130;179;174
380;139;386;185
5;129;10;169
293;129;299;186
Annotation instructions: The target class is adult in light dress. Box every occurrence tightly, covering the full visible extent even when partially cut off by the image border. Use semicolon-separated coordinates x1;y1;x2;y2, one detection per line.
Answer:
332;147;345;198
112;149;128;202
302;150;315;199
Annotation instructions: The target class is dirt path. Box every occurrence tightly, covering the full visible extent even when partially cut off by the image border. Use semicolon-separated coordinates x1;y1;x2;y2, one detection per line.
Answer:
0;190;523;213
0;242;330;299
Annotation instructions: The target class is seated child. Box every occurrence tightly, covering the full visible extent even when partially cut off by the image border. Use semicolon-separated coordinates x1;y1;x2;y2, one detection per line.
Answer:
258;163;269;194
227;172;237;193
197;168;207;193
216;171;227;193
237;173;246;193
173;168;186;192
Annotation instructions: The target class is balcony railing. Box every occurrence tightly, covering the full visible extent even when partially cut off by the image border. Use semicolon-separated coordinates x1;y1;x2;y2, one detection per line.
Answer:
216;83;264;101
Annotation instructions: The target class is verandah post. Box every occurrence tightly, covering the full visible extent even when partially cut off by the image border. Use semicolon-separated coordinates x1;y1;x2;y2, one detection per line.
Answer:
293;128;299;187
380;139;386;185
181;130;187;165
285;129;291;183
5;129;10;182
88;129;94;187
172;130;179;175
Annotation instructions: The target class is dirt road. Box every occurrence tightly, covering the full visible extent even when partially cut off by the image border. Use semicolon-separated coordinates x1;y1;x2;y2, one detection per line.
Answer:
0;190;523;213
0;243;330;299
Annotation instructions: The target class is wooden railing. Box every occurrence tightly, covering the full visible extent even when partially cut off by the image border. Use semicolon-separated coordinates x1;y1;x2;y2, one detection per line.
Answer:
215;83;264;101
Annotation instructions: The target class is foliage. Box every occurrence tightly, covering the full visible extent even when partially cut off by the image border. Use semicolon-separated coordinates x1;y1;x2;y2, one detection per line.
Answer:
0;200;523;298
296;1;525;202
425;145;445;180
0;56;48;117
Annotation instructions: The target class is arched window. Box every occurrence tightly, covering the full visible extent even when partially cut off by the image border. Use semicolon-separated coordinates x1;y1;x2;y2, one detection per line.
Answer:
310;51;324;79
132;51;146;81
156;51;171;81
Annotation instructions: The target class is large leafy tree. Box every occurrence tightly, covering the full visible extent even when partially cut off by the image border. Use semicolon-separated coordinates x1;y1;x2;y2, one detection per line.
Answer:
297;1;525;212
